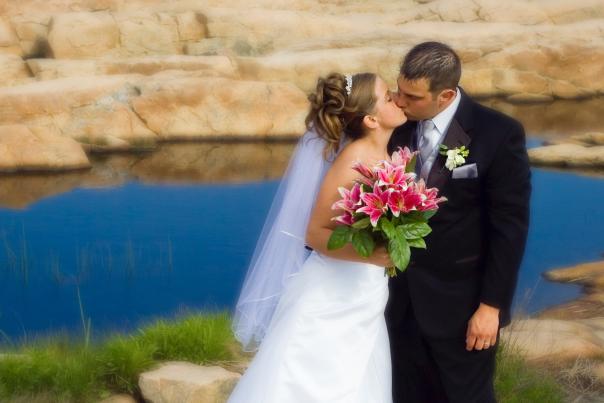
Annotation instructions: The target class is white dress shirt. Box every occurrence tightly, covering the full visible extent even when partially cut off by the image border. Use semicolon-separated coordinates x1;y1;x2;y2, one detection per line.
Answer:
417;87;462;179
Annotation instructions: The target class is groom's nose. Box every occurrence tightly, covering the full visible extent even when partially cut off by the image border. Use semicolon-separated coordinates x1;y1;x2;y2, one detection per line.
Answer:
394;93;407;109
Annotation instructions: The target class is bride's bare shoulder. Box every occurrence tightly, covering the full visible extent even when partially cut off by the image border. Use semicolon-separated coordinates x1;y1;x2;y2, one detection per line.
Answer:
320;141;368;188
331;141;366;169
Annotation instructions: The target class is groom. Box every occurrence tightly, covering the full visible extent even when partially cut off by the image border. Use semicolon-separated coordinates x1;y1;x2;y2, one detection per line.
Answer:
386;42;531;402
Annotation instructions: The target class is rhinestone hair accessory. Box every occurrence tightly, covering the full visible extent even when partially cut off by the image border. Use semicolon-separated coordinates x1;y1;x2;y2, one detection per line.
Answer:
345;74;353;96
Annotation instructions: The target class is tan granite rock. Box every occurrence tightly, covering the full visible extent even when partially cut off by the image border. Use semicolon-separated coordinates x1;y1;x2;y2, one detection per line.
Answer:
114;12;182;57
0;124;90;173
9;14;51;58
572;132;604;146
27;55;238;80
97;394;137;403
238;47;403;94
544;260;604;286
139;362;240;403
0;74;157;148
0;0;602;175
47;12;120;59
131;76;308;139
539;261;604;320
0;54;32;87
501;319;604;362
528;144;604;168
0;17;22;56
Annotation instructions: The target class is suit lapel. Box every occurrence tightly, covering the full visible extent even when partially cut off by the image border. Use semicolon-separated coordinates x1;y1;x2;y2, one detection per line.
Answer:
427;119;471;189
426;88;474;190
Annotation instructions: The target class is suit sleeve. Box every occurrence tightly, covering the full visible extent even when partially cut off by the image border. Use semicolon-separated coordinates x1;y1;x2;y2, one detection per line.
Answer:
480;119;531;311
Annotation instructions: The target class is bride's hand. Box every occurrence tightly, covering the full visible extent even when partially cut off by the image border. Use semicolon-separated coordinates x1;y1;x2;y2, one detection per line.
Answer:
367;245;394;268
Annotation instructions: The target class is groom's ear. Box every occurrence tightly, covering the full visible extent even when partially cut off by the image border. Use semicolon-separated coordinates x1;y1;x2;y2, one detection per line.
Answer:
437;88;456;107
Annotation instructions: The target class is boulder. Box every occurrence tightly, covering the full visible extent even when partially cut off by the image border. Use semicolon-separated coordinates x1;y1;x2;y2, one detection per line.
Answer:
572;132;604;146
538;295;604;321
528;144;604;168
131;76;308;139
0;124;90;173
0;73;307;148
544;260;604;286
185;38;258;57
0;17;21;56
483;97;604;137
97;394;137;403
0;54;32;87
27;55;238;80
47;12;120;59
0;0;603;172
501;319;604;362
114;12;182;57
9;14;51;58
45;10;206;59
139;362;240;403
542;0;604;24
0;74;157;149
238;47;402;94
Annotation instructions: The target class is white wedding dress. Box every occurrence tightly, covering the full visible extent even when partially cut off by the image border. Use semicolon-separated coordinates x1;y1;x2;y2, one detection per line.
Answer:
228;250;392;403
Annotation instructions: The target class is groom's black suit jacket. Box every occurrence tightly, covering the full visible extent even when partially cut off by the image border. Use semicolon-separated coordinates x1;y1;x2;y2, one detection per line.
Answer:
386;88;531;339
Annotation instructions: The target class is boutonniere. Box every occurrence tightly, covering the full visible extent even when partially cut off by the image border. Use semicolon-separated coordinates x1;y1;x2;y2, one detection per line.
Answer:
439;145;470;171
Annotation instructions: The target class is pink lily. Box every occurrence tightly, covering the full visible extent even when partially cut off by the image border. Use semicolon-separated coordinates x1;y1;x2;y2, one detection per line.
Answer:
352;160;376;179
376;162;415;188
331;210;355;226
391;146;416;168
331;182;362;212
356;183;391;227
388;187;424;216
414;179;447;211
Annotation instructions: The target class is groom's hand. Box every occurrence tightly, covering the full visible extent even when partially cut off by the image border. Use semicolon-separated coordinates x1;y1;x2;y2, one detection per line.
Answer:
466;303;499;351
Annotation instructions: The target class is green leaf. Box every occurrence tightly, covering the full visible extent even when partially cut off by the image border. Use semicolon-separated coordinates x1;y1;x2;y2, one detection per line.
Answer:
351;217;371;229
388;234;410;270
405;154;417;173
327;226;351;250
422;210;437;220
352;230;375;257
400;211;425;224
398;222;432;239
391;215;401;226
379;217;396;239
408;237;426;249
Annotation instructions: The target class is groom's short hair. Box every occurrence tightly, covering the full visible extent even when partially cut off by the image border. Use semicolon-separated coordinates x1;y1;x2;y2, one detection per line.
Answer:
400;42;461;93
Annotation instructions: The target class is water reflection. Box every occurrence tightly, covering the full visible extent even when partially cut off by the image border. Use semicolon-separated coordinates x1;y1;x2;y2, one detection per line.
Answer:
0;141;296;209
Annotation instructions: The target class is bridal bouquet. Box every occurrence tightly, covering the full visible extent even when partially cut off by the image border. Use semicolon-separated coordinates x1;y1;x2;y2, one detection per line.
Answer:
328;147;447;277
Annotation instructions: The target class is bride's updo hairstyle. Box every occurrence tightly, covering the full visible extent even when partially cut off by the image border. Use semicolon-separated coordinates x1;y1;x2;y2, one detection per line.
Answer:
305;72;378;160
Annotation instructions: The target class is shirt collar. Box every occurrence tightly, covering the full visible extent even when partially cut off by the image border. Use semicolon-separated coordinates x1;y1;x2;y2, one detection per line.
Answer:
429;87;461;134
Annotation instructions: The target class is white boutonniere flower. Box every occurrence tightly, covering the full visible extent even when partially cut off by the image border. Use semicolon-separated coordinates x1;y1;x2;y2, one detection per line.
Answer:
439;145;470;171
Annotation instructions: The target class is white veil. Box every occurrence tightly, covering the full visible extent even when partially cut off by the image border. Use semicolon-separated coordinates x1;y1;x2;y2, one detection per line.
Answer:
232;127;345;352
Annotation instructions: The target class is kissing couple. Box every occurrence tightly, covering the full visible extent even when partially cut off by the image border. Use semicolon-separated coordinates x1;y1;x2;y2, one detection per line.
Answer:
229;41;531;403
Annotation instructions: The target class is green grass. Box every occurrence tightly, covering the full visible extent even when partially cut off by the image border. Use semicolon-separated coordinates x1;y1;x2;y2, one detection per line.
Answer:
0;313;566;403
496;342;566;402
0;311;238;403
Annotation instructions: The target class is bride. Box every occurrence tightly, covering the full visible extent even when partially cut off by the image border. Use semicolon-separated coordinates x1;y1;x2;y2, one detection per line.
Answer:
229;71;407;403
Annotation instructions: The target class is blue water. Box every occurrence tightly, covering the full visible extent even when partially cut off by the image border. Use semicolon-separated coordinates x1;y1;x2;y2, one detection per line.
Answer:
0;168;602;342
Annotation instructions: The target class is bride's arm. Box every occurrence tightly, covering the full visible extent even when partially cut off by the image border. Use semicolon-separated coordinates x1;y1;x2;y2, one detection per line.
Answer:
305;149;393;267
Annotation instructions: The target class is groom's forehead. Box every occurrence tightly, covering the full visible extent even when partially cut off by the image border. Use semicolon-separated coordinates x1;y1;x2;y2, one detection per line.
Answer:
397;76;430;94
